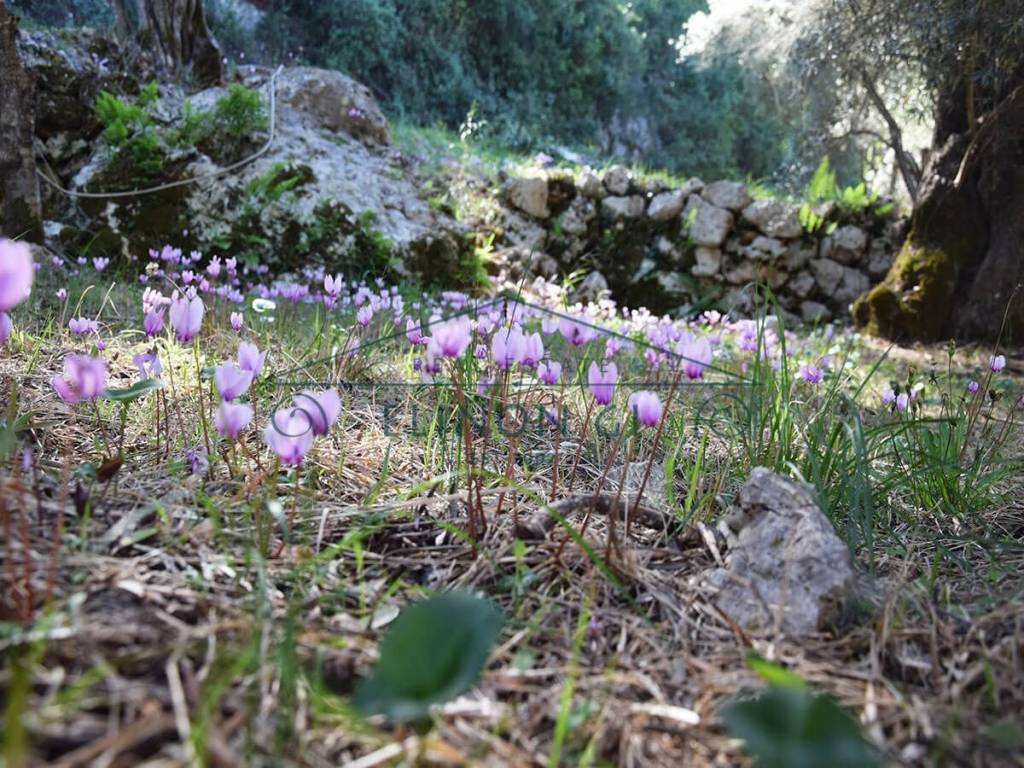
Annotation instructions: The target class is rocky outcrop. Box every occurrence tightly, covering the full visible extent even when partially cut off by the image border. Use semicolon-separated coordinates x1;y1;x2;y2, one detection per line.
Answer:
275;67;390;145
497;165;899;319
31;41;472;286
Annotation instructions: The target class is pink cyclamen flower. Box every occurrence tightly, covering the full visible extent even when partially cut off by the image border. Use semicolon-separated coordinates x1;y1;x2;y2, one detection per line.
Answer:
0;313;11;345
588;361;618;405
68;317;98;335
799;363;823;384
144;309;165;337
293;388;341;435
431;317;472;358
357;305;374;327
677;335;712;380
558;317;597;347
538;360;562;385
214;362;253;401
264;409;314;465
93;257;109;272
522;332;544;368
324;273;342;297
967;380;980;394
230;312;244;332
990;355;1006;373
51;354;106;403
628;391;663;427
882;387;896;405
895;393;910;412
0;239;34;312
237;341;267;377
492;326;526;369
132;351;162;381
405;317;424;345
168;292;204;343
56;288;68;302
215;401;253;439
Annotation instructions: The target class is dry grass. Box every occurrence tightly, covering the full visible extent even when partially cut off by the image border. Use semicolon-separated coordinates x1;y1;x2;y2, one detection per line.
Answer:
2;331;1024;768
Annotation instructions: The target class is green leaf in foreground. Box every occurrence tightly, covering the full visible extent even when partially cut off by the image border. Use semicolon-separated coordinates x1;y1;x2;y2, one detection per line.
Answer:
353;591;503;723
723;685;882;768
103;378;164;403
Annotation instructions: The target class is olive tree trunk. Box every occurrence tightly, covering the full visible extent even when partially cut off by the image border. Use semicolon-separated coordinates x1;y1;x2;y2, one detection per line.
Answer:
0;2;42;240
112;0;224;87
854;78;1024;343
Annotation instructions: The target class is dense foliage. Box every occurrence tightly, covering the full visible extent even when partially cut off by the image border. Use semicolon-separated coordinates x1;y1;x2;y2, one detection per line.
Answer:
207;0;796;182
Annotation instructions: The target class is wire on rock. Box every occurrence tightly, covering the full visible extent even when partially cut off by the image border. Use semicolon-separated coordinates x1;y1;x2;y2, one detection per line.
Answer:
35;65;284;200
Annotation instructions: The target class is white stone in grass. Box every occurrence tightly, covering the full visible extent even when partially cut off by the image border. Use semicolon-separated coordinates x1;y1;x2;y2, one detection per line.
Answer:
705;468;856;637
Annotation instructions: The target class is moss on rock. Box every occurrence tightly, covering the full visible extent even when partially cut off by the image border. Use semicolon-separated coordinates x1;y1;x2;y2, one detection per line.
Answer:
852;241;958;340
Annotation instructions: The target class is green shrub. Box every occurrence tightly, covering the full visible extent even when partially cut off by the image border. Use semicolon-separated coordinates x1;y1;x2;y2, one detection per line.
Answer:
211;84;268;139
94;82;166;180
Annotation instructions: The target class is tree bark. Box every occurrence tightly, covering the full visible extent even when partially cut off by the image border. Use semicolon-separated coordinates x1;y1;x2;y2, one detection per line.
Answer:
0;2;42;240
130;0;224;87
854;76;1024;343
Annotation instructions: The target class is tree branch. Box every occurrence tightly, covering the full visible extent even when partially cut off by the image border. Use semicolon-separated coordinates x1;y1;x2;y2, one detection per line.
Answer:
860;69;921;202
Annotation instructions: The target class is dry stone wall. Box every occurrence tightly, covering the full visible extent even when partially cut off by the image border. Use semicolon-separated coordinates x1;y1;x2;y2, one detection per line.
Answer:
499;164;900;322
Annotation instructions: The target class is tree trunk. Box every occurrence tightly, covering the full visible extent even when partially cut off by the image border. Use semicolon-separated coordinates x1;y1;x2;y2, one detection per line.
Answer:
0;2;42;241
853;79;1024;343
131;0;224;87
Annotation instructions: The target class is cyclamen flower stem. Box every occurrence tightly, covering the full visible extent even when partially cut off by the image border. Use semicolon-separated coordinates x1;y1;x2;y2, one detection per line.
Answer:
566;395;596;495
192;344;213;462
559;410;631;563
450;363;480;543
549;381;566;502
162;340;188;455
287;464;302;548
629;368;684;523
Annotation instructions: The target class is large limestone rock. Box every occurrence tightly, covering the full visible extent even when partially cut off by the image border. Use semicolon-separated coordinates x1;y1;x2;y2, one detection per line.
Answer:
558;197;595;236
276;66;390;145
834;265;871;305
827;225;868;265
742;235;787;261
706;468;856;636
646;188;686;222
506;173;550;219
692;247;722;277
602;165;632;195
810;258;844;295
577;170;606;199
742;199;802;239
789;270;815;298
701;180;752;211
70;67;467;282
684;195;733;247
601;194;645;220
800;300;832;323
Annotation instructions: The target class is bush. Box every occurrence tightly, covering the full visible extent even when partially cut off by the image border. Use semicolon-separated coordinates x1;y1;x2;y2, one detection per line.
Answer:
94;82;166;180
